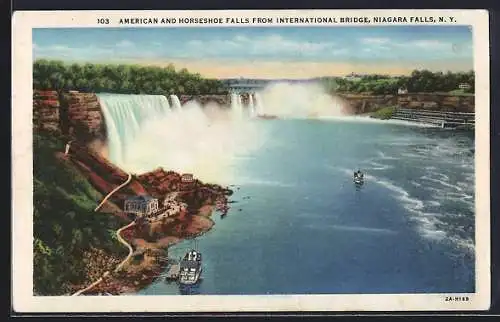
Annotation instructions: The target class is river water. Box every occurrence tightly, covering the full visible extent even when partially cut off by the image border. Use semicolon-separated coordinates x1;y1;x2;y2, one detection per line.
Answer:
138;117;475;295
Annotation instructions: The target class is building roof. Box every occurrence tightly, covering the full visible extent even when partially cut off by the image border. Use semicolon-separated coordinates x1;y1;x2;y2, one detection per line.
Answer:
126;195;156;202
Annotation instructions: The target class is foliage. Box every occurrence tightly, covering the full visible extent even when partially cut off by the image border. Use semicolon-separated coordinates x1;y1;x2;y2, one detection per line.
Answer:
371;106;396;120
33;133;128;295
324;70;475;95
33;59;227;95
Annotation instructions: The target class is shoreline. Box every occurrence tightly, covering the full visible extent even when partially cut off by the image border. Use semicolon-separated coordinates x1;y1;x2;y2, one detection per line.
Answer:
74;204;219;295
39;139;234;296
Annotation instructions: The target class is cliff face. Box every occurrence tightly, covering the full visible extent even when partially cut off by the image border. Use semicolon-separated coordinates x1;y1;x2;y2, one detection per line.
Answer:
61;91;106;141
397;93;474;112
33;90;60;132
338;93;475;114
33;90;106;143
180;94;230;107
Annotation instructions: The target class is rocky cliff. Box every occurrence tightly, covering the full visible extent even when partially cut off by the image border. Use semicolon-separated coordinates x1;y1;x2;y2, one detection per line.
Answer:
33;90;106;143
338;92;475;114
179;94;230;107
33;90;60;132
61;91;106;141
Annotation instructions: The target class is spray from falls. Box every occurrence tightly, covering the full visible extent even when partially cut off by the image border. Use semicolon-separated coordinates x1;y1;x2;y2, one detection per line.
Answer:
256;83;346;118
254;92;264;115
230;93;244;120
247;94;256;118
97;93;263;183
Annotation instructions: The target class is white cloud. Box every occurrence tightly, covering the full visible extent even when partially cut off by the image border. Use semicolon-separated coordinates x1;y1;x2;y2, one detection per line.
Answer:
184;34;339;59
410;39;451;49
33;43;115;59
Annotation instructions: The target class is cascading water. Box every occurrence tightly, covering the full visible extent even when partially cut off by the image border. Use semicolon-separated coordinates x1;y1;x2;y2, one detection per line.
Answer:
254;92;264;115
169;94;182;110
230;93;243;119
96;93;263;183
248;94;256;118
97;93;171;167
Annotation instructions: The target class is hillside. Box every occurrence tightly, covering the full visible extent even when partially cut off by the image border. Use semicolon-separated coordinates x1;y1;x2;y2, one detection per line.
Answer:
33;132;128;295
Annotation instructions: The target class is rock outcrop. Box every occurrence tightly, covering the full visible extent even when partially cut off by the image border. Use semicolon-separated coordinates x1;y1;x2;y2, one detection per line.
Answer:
179;94;230;107
338;92;475;114
33;90;60;132
61;91;106;142
33;90;106;143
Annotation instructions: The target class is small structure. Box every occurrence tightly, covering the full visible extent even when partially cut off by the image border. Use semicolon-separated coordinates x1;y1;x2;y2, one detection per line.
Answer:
124;195;159;217
181;173;194;183
343;72;363;81
64;141;72;155
397;87;408;95
458;83;471;90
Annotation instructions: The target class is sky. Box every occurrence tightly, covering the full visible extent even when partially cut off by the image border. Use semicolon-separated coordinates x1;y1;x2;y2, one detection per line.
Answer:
33;26;473;79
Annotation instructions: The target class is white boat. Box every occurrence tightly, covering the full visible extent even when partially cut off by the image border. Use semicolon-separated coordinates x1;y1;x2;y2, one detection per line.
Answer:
353;177;364;185
353;171;364;185
179;248;202;285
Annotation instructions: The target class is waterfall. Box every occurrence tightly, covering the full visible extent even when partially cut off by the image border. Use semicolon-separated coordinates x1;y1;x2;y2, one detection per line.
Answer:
254;92;264;115
97;93;171;166
169;94;182;110
230;93;243;119
248;94;256;117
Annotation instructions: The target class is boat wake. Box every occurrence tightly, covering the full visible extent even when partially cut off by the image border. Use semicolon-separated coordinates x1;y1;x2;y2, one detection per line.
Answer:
335;166;475;255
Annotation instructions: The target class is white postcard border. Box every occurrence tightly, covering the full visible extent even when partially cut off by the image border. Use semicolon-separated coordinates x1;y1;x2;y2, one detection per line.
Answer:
12;9;491;312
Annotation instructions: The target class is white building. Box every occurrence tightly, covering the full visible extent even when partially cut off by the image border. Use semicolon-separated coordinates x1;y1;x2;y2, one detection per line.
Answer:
124;195;159;217
458;83;471;90
181;173;194;183
398;87;408;94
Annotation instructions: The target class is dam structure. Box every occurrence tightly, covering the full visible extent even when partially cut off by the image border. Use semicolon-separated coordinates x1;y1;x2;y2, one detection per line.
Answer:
392;107;475;129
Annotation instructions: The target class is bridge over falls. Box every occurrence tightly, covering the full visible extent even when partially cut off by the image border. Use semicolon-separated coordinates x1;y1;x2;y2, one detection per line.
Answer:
391;108;475;129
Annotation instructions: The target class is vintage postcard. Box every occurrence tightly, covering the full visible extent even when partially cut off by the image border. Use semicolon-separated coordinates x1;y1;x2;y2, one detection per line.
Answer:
12;9;490;312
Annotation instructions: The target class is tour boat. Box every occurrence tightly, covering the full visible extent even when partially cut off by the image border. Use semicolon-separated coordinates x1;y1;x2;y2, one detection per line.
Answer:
179;248;202;285
353;172;364;185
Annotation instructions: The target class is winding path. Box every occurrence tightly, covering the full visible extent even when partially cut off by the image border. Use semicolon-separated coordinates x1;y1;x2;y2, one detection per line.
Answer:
114;221;136;272
94;173;132;212
72;173;134;296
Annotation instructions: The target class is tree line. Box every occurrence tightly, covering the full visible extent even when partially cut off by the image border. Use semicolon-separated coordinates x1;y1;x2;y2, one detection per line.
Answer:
33;59;227;95
323;70;475;95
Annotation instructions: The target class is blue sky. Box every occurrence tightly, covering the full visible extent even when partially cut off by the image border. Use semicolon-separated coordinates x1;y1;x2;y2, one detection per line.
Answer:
33;26;473;78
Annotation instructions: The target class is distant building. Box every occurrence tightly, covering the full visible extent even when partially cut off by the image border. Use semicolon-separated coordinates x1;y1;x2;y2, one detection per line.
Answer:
397;87;408;94
343;72;368;81
181;173;194;183
124;195;159;217
458;83;471;90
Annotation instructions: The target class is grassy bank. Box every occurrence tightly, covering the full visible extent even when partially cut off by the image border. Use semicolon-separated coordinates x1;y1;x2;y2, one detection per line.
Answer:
33;132;128;295
369;106;396;120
